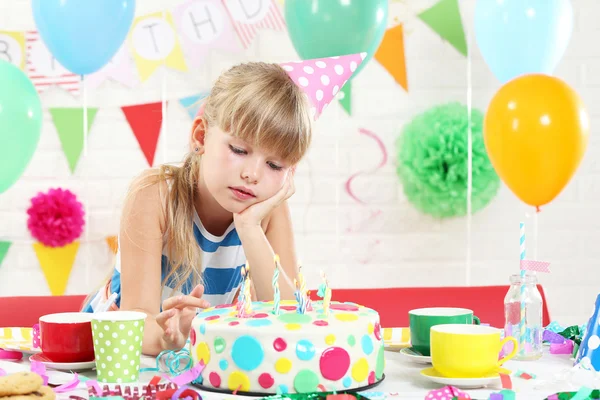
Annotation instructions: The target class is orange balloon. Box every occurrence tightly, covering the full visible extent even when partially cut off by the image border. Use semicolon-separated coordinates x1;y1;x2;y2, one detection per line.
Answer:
484;74;589;208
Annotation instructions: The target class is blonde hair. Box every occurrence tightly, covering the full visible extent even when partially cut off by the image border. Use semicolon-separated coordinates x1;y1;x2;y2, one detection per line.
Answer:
96;62;312;303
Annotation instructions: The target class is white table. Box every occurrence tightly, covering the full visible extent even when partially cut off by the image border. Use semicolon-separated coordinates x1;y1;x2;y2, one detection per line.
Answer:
1;349;597;400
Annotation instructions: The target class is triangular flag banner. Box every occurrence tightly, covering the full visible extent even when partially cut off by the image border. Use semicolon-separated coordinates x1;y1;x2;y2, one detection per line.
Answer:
106;235;118;255
223;0;286;49
122;102;164;166
375;24;408;91
33;241;79;296
338;82;351;116
0;31;26;70
0;241;11;268
418;0;467;56
179;93;209;120
49;108;98;173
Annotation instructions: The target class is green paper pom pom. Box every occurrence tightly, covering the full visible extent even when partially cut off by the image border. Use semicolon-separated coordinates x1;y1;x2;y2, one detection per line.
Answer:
395;102;500;218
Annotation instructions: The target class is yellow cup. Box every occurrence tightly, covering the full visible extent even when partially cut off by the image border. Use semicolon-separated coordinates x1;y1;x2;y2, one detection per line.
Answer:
430;324;518;378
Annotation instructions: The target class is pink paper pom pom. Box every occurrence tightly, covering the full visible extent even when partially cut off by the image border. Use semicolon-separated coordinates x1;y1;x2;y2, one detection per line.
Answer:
27;188;85;247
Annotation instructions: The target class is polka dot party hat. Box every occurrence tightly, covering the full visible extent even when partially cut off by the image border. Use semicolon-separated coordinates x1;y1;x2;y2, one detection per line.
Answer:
279;52;367;120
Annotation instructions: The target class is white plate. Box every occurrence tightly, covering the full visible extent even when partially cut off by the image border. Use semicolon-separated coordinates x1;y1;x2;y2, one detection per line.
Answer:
29;354;96;372
420;367;510;389
399;347;431;364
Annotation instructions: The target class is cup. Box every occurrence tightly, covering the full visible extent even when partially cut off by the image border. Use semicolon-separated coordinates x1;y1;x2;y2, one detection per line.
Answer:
91;311;146;383
431;324;518;378
409;307;480;356
39;312;94;363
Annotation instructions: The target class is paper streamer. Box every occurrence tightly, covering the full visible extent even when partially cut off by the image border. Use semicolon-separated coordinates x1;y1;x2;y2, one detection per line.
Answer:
499;372;512;389
345;128;388;204
53;373;80;393
550;340;574;355
165;361;204;386
30;360;48;386
520;259;551;273
85;379;103;396
0;349;23;361
543;329;567;344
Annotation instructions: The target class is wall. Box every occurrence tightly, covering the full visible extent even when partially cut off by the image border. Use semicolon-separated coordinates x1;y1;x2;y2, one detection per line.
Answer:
0;0;597;326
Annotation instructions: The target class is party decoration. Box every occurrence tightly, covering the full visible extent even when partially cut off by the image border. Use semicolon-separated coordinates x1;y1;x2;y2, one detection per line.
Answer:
396;102;500;218
121;102;164;166
345;128;388;205
106;236;119;255
27;188;85;247
418;0;467;56
575;293;600;371
128;11;187;81
338;83;351;116
25;31;80;95
31;0;135;75
0;241;10;268
426;386;471;399
222;0;285;49
0;59;43;194
49;108;99;173
484;74;588;209
273;255;281;315
0;31;26;70
279;53;365;121
33;241;80;295
85;45;139;89
474;0;573;83
284;0;387;79
179;92;209;120
374;24;408;91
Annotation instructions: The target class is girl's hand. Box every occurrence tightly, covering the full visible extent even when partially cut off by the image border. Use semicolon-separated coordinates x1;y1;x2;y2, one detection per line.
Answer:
155;284;210;350
233;171;295;230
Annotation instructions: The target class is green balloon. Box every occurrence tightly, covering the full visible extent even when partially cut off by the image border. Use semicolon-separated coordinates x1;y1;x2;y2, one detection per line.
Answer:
0;60;42;194
284;0;388;78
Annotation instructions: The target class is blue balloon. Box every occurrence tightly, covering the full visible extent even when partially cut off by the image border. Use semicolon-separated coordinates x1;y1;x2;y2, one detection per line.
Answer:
474;0;573;83
32;0;136;75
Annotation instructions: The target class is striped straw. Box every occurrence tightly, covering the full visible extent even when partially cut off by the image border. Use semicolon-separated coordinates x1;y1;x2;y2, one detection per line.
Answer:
273;255;281;315
519;222;527;355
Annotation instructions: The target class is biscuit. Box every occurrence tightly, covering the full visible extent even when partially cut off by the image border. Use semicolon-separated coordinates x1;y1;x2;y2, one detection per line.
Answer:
0;372;43;397
1;385;56;400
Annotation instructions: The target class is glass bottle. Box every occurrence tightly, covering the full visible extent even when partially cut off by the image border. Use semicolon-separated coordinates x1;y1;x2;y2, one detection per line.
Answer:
504;273;543;360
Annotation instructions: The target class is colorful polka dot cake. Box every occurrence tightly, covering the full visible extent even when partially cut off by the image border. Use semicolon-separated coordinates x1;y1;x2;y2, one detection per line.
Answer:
189;299;385;394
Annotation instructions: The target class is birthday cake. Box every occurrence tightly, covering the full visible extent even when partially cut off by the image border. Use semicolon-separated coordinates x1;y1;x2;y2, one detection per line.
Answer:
189;299;385;394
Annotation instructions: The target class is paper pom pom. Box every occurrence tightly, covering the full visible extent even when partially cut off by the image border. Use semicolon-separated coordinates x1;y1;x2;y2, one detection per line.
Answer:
27;188;85;247
395;102;500;218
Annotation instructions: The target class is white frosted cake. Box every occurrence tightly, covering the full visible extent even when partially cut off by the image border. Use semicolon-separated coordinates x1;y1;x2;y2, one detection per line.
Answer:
189;299;385;394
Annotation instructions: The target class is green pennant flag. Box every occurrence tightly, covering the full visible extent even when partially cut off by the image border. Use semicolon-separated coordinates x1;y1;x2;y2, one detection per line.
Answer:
338;82;352;116
0;241;11;268
418;0;467;56
49;108;98;173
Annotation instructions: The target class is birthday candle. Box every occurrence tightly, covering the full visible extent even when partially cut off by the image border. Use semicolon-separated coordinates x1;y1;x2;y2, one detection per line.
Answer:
244;276;253;315
273;255;281;315
236;265;246;312
321;270;331;316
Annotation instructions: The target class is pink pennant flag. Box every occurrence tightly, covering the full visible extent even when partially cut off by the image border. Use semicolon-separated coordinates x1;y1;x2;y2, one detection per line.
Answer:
520;259;551;273
173;0;242;68
25;31;80;95
222;0;286;49
85;44;139;89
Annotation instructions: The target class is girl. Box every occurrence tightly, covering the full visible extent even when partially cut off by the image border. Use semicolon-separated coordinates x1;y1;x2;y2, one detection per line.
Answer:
83;61;312;356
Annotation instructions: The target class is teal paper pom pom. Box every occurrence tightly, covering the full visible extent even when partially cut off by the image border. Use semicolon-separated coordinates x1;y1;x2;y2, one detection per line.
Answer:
395;102;500;218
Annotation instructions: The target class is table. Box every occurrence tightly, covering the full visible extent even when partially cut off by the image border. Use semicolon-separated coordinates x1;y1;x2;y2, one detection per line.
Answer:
1;349;598;400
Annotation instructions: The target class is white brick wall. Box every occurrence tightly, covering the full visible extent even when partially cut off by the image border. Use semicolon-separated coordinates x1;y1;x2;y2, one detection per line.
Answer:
0;0;597;326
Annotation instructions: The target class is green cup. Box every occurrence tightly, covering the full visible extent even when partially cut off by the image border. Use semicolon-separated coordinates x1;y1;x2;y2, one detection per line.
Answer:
91;311;147;383
409;307;480;356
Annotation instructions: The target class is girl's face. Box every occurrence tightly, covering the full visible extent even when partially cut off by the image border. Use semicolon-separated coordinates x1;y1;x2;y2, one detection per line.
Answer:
200;125;292;214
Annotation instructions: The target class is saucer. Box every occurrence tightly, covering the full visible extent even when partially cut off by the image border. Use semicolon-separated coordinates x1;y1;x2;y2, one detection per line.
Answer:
29;353;96;372
420;367;511;389
399;347;431;364
383;327;410;351
0;327;41;355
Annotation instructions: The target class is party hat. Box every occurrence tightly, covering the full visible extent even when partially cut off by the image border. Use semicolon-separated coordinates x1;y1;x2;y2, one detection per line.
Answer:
575;293;600;370
280;52;367;120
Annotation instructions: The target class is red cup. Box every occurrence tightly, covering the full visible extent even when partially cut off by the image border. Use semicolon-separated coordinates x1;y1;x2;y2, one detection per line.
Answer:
39;312;94;363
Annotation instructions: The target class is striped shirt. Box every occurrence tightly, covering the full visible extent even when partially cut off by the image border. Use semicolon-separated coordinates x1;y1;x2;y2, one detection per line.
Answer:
83;208;245;312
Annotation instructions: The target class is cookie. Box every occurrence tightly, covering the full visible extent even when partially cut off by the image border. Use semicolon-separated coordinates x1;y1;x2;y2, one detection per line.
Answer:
0;372;43;397
2;385;56;400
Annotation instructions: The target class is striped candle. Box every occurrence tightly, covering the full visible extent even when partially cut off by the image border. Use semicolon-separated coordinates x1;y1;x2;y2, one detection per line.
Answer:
519;222;527;355
273;255;281;315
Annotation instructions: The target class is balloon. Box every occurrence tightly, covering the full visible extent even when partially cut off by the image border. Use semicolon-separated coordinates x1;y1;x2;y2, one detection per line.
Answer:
474;0;573;83
0;60;43;194
484;74;588;208
31;0;136;75
284;0;388;79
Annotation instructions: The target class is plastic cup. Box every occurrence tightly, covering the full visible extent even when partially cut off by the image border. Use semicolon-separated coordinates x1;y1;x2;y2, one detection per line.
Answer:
91;311;146;383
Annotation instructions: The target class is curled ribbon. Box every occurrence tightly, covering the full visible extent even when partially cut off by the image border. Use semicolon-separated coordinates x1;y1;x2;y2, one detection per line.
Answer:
53;373;80;393
30;360;48;386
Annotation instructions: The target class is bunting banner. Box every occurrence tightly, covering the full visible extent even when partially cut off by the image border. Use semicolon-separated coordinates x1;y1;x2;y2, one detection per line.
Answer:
49;108;99;173
0;241;10;269
179;92;210;119
33;241;79;296
128;11;188;82
106;236;119;255
121;102;164;166
172;0;243;68
375;24;408;91
223;0;286;49
338;82;351;116
25;31;81;95
85;44;139;89
0;31;26;70
418;0;467;57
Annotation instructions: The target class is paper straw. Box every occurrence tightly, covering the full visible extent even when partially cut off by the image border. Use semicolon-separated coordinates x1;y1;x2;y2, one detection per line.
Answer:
520;222;527;355
273;255;281;315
